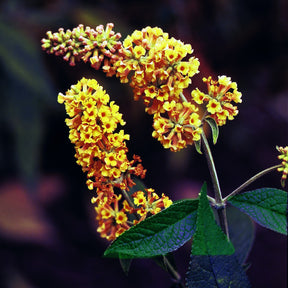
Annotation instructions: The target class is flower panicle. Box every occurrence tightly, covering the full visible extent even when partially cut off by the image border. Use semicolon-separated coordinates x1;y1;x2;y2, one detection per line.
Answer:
191;75;242;126
59;77;172;241
276;146;288;188
58;77;145;192
110;26;203;152
41;23;123;74
113;26;200;114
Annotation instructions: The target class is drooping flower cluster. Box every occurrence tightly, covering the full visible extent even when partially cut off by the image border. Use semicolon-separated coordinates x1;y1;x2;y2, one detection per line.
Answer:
59;77;172;241
41;23;123;74
57;77;143;191
276;146;288;188
191;75;242;126
114;26;200;114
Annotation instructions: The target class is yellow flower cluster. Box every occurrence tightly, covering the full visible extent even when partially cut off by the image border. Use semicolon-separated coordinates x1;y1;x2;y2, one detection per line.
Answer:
191;75;242;126
41;23;122;73
58;77;143;191
111;26;204;151
59;77;172;241
114;26;200;114
94;188;172;241
152;101;202;151
276;146;288;188
132;188;172;221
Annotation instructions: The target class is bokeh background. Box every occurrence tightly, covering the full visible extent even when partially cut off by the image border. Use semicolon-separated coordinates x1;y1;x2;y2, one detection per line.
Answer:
0;0;287;287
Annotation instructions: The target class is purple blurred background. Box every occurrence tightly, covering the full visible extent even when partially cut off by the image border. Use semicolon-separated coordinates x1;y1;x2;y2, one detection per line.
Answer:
0;0;287;287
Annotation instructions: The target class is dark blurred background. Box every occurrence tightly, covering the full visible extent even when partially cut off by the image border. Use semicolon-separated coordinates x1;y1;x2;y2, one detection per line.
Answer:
0;0;287;287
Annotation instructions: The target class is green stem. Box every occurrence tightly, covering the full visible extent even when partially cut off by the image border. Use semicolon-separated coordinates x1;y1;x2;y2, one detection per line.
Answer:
201;132;230;239
217;206;230;240
163;256;185;287
121;189;136;209
207;195;217;205
201;132;222;204
179;91;188;102
180;91;219;209
121;189;141;222
223;164;282;202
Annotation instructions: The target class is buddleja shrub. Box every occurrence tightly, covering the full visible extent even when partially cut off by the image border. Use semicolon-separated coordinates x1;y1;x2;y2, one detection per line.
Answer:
42;23;287;287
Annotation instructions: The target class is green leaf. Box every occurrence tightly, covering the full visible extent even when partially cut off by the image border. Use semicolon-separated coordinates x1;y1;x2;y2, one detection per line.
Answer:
187;192;251;287
119;257;132;275
228;188;287;235
205;117;219;145
194;140;202;154
104;199;199;258
192;183;235;255
186;255;251;288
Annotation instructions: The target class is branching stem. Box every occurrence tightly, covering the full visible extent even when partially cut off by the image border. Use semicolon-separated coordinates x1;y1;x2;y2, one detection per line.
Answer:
223;164;282;202
163;256;185;287
201;132;230;239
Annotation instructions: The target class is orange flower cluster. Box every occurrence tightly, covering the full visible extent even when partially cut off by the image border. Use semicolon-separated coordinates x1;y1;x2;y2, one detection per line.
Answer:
58;77;172;241
41;23;122;73
276;146;288;188
191;75;242;126
114;26;200;114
